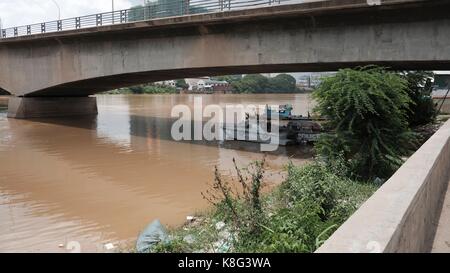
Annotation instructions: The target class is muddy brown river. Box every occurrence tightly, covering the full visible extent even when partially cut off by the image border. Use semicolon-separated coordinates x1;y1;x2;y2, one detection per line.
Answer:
0;94;313;253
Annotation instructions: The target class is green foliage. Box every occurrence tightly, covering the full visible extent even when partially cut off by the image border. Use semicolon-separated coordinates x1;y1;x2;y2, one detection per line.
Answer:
401;71;437;126
236;159;376;253
108;84;177;94
153;158;377;253
202;158;267;236
268;74;297;93
313;66;417;180
231;74;298;93
233;74;270;93
212;75;243;85
175;79;189;90
141;85;177;94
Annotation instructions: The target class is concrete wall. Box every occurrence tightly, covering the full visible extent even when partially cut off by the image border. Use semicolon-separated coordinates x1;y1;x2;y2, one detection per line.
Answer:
0;0;450;97
316;120;450;253
7;97;98;119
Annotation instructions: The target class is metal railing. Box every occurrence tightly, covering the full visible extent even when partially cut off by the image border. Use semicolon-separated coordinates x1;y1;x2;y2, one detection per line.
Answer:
0;0;312;39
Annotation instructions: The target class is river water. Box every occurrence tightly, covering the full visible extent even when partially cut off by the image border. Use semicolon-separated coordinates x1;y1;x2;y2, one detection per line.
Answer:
0;94;313;253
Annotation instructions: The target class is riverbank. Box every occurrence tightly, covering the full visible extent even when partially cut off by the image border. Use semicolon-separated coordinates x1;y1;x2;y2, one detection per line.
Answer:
141;158;378;253
137;68;449;253
135;115;448;253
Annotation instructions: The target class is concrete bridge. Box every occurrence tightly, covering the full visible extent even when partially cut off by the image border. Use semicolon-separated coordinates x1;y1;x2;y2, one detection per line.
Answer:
0;0;450;118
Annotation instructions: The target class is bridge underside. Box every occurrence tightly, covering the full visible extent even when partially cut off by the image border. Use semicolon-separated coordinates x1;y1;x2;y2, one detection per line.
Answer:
21;62;450;98
1;0;450;117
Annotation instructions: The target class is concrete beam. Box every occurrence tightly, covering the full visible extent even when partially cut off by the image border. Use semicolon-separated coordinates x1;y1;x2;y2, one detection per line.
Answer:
316;120;450;253
0;0;431;44
0;0;450;97
7;97;98;119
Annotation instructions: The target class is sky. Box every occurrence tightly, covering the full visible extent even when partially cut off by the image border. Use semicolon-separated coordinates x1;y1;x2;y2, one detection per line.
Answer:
0;0;144;28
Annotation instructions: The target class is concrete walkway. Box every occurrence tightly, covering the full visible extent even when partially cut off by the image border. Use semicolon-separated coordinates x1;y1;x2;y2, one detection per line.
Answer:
432;179;450;253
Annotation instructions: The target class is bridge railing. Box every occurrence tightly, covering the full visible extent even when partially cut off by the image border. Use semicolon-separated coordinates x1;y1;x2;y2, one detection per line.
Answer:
0;0;322;39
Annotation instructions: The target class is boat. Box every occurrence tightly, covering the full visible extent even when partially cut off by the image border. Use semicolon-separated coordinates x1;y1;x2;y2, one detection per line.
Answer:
287;119;323;143
223;121;296;146
265;104;294;120
222;107;323;146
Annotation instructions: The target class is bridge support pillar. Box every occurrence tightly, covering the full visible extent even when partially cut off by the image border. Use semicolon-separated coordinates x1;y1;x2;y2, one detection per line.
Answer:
7;97;98;119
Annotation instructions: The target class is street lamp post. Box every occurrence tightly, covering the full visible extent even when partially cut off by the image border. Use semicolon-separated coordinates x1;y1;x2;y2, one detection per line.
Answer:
112;0;115;24
51;0;61;20
143;0;147;20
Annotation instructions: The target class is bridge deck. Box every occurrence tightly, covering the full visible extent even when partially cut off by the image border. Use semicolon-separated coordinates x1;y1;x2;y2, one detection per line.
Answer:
432;178;450;253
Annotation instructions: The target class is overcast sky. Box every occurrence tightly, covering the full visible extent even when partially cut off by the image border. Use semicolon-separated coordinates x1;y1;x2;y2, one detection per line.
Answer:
0;0;144;28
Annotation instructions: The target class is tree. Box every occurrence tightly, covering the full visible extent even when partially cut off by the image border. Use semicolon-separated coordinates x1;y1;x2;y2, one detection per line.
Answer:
175;79;189;90
213;75;243;84
401;71;436;126
129;85;145;94
268;74;297;93
313;66;417;180
230;74;298;93
233;74;269;93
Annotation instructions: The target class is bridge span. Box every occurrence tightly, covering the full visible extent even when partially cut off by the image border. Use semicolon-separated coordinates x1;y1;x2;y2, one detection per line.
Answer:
0;0;450;118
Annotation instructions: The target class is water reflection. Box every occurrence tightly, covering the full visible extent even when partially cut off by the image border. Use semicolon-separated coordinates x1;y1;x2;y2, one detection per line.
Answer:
0;94;313;252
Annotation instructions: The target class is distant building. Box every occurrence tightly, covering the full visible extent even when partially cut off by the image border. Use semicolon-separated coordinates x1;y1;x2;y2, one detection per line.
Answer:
432;72;450;98
185;78;209;91
295;72;335;89
434;72;450;89
155;80;176;87
296;78;310;88
186;77;231;93
198;79;230;93
431;72;450;113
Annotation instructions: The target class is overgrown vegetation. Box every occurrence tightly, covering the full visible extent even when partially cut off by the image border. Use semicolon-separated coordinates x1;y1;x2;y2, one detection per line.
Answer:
144;67;440;254
400;71;437;127
314;66;419;180
105;84;178;95
175;79;189;90
214;74;300;94
152;157;377;253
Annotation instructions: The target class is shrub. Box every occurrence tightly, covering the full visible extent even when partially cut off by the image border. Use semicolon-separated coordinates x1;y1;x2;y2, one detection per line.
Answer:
231;74;298;93
313;66;417;180
268;74;297;93
202;158;267;237
153;157;377;254
401;71;437;126
232;74;270;93
175;79;189;90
